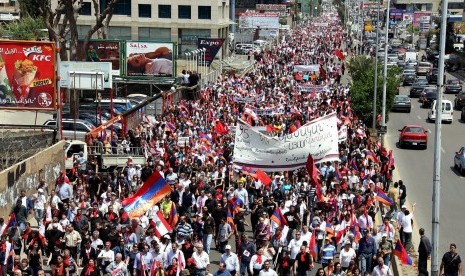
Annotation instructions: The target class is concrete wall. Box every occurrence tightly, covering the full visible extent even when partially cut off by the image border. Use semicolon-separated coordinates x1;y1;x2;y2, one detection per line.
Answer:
0;141;65;219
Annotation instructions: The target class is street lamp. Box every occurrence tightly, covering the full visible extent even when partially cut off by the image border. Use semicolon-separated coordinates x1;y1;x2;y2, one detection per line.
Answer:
381;0;391;145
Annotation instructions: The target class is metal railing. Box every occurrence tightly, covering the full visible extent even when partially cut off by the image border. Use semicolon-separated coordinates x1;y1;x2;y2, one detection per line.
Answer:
200;69;221;88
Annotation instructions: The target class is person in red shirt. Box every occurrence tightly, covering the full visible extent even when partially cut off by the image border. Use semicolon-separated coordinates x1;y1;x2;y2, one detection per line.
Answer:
80;259;99;276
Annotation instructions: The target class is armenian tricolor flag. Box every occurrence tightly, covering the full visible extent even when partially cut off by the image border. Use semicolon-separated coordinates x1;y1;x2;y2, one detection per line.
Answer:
167;202;179;228
376;188;394;206
122;171;173;219
394;240;413;265
309;229;318;259
270;208;288;228
2;213;16;235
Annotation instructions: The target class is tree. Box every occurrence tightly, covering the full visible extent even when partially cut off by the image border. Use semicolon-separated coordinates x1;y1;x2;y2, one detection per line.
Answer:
34;0;119;61
434;16;455;54
347;55;402;125
0;17;46;40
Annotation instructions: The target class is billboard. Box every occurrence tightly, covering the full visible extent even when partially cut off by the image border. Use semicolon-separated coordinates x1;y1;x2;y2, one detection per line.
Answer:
59;61;112;89
76;40;122;76
197;38;225;66
413;12;431;27
125;41;175;78
239;12;280;29
0;40;56;110
256;4;287;11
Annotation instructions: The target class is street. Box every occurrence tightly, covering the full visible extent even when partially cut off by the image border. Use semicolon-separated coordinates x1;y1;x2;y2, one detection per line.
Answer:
385;71;465;254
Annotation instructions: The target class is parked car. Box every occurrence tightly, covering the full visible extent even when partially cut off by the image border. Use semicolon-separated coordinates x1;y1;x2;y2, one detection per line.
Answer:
455;91;465;110
445;79;462;94
392;95;412;112
402;74;416;86
454;146;465;175
420;90;438;108
43;119;96;141
461;107;465;122
398;125;428;149
410;78;429;97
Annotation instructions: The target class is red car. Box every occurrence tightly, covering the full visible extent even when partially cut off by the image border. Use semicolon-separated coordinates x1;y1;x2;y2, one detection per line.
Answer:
398;125;428;149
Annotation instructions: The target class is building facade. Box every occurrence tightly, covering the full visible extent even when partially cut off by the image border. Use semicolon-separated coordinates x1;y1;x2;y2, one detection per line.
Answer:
56;0;230;55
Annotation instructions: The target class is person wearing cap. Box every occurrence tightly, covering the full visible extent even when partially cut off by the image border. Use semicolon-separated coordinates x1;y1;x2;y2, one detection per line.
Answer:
220;244;239;276
357;230;376;276
339;241;356;271
32;188;47;228
399;203;415;252
378;234;392;266
192;243;210;275
396;204;407;245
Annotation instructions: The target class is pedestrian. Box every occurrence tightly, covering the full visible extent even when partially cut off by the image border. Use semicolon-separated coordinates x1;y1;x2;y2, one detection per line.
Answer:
371;257;393;276
293;245;314;276
220;244;239;275
440;243;462;276
321;237;336;269
418;228;432;276
357;230;377;276
239;235;255;276
258;260;277;276
192;243;210;276
400;203;415;252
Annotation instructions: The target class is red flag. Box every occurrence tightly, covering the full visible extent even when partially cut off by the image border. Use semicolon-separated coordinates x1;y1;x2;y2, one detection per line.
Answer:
265;125;274;133
319;66;327;79
335;49;345;61
214;121;228;135
256;169;272;186
335;228;347;244
309;229;317;259
289;125;297;134
306;154;325;202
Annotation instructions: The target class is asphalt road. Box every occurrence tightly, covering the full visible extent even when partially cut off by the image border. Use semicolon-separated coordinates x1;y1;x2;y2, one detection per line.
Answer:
385;70;465;256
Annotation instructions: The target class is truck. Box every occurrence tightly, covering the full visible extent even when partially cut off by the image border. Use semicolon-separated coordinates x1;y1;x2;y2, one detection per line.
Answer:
64;140;146;171
62;92;167;171
405;52;417;63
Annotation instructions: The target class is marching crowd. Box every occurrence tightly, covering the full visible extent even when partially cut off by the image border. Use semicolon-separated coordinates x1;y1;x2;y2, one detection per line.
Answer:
2;10;459;276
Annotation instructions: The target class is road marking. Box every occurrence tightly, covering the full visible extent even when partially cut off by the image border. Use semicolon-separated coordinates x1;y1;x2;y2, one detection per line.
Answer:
417;115;421;120
441;147;445;153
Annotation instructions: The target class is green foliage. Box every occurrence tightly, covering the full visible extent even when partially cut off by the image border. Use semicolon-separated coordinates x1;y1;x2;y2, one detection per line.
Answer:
347;56;402;124
406;25;419;35
18;0;42;18
0;17;46;40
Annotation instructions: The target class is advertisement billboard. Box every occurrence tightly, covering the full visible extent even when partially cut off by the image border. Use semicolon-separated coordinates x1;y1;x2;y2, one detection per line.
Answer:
59;61;112;89
0;40;56;110
125;41;175;78
413;12;431;27
256;4;287;11
76;40;122;76
197;38;225;66
239;12;280;29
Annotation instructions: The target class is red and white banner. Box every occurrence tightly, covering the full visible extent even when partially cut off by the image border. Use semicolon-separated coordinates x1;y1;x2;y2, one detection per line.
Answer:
152;211;172;238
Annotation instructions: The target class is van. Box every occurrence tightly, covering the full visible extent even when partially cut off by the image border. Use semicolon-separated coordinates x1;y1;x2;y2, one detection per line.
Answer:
428;100;454;123
43;119;97;140
405;52;417;63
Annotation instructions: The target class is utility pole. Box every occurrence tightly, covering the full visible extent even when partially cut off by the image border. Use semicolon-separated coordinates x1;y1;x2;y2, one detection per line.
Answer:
372;0;380;130
431;0;447;274
381;0;390;145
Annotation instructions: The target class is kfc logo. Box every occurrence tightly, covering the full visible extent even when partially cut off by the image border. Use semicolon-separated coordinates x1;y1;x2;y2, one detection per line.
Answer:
23;46;43;57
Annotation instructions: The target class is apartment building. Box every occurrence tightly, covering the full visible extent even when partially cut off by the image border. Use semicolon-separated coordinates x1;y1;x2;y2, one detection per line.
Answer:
66;0;230;55
0;0;19;22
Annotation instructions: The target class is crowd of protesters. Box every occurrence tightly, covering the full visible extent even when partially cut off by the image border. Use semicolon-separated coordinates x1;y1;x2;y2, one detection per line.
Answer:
0;10;448;276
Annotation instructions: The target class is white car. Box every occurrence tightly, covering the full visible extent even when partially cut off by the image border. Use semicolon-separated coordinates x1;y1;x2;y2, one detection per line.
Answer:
428;100;454;124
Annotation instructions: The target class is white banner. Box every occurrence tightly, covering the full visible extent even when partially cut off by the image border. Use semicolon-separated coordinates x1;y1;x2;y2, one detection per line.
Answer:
338;125;348;143
233;113;339;172
60;62;113;89
314;22;329;27
294;64;320;72
239;13;280;29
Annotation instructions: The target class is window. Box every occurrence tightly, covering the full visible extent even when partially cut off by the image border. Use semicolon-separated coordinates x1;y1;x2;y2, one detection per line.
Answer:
198;6;211;19
100;0;131;16
108;26;131;40
178;5;191;19
138;4;151;18
80;2;91;15
158;5;171;18
139;27;171;40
